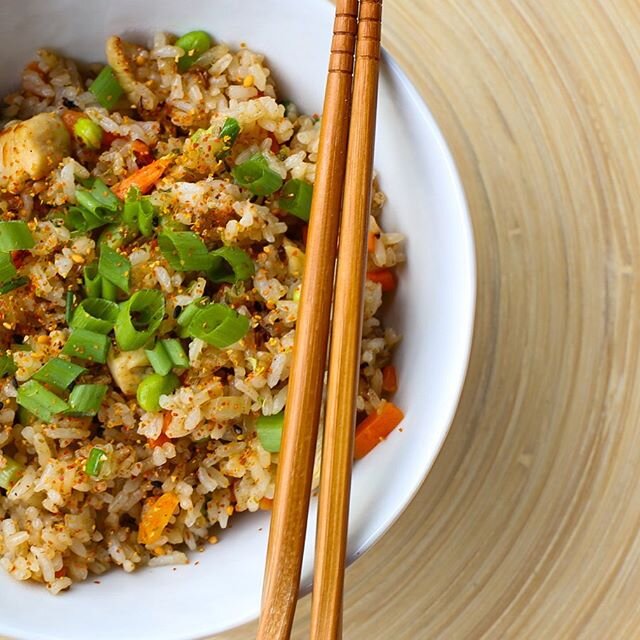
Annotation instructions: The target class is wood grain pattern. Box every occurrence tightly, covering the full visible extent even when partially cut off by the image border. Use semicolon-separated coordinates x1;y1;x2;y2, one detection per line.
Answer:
257;1;357;638
217;0;640;638
310;1;383;637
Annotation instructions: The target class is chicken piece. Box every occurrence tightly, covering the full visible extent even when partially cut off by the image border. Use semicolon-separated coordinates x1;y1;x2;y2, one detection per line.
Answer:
105;36;158;112
107;347;149;396
0;113;70;193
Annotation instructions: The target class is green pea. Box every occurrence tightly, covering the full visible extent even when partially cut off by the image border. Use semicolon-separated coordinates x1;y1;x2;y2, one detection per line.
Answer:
73;117;103;149
136;373;180;412
175;31;212;72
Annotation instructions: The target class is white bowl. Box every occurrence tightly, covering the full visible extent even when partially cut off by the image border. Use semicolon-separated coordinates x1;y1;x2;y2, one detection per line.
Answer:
0;1;475;638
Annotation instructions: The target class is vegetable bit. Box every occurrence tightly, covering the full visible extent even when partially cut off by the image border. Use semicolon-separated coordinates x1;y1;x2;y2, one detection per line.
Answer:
354;402;404;459
138;492;180;545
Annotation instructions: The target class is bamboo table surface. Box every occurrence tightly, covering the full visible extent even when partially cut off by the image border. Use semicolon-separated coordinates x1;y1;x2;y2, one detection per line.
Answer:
218;1;640;638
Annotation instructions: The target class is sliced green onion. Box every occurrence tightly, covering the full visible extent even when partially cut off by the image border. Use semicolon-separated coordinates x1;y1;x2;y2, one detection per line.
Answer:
279;179;313;221
83;264;102;298
232;153;283;196
98;245;131;294
176;297;209;338
0;276;28;295
158;230;211;272
145;341;173;376
84;178;121;212
0;253;17;285
115;290;165;351
162;339;189;368
85;447;108;477
101;277;119;302
66;205;108;233
0;354;17;378
70;298;119;334
65;291;76;324
207;246;254;283
123;187;156;237
0;221;34;252
186;303;250;348
17;405;34;425
97;224;136;250
67;384;108;417
89;66;124;110
16;380;69;422
62;329;110;364
136;372;179;412
175;30;212;72
217;117;240;157
256;411;284;452
32;357;85;390
0;456;24;490
73;117;103;149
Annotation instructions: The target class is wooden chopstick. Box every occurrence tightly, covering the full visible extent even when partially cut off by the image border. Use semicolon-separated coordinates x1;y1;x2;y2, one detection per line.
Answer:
256;2;359;639
310;1;384;638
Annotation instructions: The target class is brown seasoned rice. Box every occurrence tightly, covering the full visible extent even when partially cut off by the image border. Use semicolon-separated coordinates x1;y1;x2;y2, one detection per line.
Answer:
0;31;403;594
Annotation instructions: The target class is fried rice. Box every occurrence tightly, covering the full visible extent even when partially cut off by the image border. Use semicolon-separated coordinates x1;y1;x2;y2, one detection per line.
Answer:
0;31;404;593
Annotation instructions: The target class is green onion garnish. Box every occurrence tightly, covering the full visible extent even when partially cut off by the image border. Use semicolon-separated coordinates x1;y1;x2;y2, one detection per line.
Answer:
217;117;241;157
207;246;255;284
158;230;211;272
0;221;34;252
115;289;165;351
62;329;110;364
175;30;212;72
70;298;119;334
0;276;28;295
279;179;313;221
256;411;284;452
123;187;156;237
16;380;69;422
186;303;250;348
89;66;124;110
67;384;108;417
232;153;283;196
0;456;24;490
85;447;107;477
175;297;208;338
136;372;180;412
0;354;17;378
98;245;131;294
97;224;136;251
84;177;121;212
73;117;103;149
65;291;76;324
0;253;17;285
162;338;189;368
145;341;173;376
32;358;85;390
83;264;103;298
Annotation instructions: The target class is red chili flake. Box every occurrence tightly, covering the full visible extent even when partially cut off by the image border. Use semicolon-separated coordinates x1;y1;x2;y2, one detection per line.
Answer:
54;567;67;579
268;133;280;154
11;250;29;268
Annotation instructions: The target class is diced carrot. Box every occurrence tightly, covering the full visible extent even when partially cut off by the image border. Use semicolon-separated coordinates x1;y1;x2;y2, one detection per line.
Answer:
367;231;377;253
268;133;281;154
102;130;121;148
259;497;273;511
138;492;180;545
60;109;85;133
131;139;154;167
366;269;396;292
381;365;398;394
354;402;404;460
111;156;173;200
149;432;170;448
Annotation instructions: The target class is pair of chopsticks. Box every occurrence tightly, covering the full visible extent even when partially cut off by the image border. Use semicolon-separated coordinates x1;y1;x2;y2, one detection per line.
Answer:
257;1;383;639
